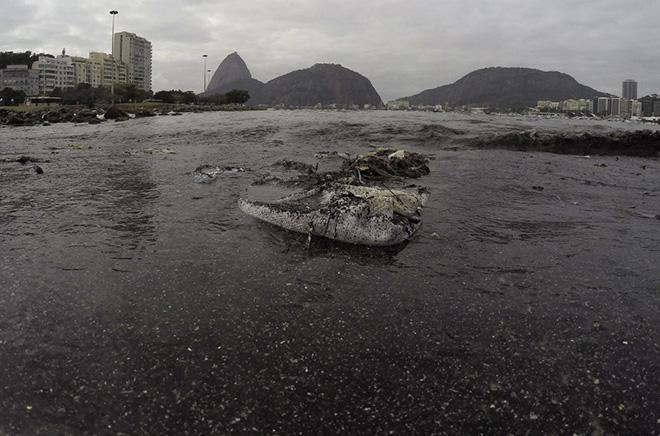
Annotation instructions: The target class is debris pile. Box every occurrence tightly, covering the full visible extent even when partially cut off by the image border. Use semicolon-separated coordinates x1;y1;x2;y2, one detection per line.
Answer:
346;148;430;181
238;148;432;246
239;184;428;246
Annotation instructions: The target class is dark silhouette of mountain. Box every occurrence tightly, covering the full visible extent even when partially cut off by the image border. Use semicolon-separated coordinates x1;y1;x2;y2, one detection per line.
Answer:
401;67;610;109
263;63;383;108
202;52;264;102
202;53;383;107
207;52;253;90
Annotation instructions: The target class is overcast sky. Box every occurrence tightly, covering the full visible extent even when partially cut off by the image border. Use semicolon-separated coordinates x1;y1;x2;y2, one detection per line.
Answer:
2;0;659;101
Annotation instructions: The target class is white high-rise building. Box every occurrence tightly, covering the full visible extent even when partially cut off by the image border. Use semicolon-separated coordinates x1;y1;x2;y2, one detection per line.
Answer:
32;52;75;95
88;52;128;88
113;32;152;91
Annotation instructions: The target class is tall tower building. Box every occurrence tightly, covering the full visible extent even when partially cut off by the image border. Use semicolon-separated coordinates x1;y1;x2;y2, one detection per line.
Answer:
622;79;638;100
113;32;152;91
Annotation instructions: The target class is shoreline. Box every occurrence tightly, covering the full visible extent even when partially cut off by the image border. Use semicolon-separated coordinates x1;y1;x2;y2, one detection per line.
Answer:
0;102;265;127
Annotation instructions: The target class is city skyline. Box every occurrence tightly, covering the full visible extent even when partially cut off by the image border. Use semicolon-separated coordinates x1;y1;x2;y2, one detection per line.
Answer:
2;0;659;101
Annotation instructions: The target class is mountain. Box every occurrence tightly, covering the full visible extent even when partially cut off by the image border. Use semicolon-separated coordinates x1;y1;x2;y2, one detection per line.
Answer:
203;52;264;102
202;53;383;107
401;67;610;109
263;63;384;108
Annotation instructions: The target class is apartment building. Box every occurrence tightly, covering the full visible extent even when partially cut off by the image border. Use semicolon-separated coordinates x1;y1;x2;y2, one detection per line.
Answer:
113;32;152;91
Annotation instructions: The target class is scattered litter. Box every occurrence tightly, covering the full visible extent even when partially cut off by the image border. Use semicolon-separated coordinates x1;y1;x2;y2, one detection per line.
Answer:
314;151;351;160
144;148;176;155
68;143;91;150
347;148;430;181
193;165;245;183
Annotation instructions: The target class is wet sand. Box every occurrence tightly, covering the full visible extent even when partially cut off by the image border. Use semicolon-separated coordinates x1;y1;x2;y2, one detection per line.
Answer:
0;111;659;434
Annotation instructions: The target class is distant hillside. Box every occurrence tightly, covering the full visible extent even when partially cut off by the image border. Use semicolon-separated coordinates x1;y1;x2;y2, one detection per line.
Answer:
263;63;383;108
401;67;610;109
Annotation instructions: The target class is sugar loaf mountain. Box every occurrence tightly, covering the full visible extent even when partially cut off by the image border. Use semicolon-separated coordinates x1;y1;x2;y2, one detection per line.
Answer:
400;67;610;110
202;52;383;108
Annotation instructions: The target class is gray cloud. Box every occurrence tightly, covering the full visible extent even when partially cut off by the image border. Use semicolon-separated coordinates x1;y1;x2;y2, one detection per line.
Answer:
1;0;658;100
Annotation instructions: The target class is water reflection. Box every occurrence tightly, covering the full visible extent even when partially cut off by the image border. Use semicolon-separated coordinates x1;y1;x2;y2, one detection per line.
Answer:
253;220;406;266
82;157;159;252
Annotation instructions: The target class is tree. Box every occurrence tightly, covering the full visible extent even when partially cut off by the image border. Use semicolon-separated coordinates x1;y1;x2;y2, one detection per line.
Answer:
154;90;175;103
0;87;27;105
225;89;250;104
153;90;198;104
198;89;251;105
0;51;53;69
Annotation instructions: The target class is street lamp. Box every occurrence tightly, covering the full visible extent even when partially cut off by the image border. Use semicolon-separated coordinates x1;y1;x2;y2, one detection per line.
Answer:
202;54;208;93
110;10;119;104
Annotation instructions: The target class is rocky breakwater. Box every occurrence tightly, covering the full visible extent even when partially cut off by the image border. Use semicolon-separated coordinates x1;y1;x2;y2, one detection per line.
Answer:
471;129;660;157
0;104;260;127
0;107;101;126
0;106;132;126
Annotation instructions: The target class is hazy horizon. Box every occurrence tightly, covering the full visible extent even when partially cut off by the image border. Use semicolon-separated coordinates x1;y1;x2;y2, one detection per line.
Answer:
2;0;659;101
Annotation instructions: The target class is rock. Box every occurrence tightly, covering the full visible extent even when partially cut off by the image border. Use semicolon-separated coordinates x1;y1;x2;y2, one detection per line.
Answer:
104;106;129;120
134;108;156;118
16;155;35;165
33;165;43;174
72;110;100;123
42;111;64;123
474;129;660;157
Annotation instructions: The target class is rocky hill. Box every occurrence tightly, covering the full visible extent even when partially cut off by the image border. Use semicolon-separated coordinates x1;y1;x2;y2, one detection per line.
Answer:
262;63;383;108
203;54;383;108
202;52;265;102
401;67;610;109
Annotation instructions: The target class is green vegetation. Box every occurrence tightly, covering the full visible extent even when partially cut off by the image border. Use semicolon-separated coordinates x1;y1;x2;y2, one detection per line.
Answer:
154;89;251;105
199;89;250;105
48;83;153;106
153;90;198;104
0;51;53;68
0;87;27;105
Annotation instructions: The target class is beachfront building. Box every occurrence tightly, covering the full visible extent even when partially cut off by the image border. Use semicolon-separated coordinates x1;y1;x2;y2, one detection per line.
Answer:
609;98;621;116
559;99;593;113
640;95;660;117
386;100;411;110
113;32;152;91
88;52;128;88
0;65;40;96
622;79;638;100
536;100;561;112
32;53;75;95
596;97;610;115
71;56;91;85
